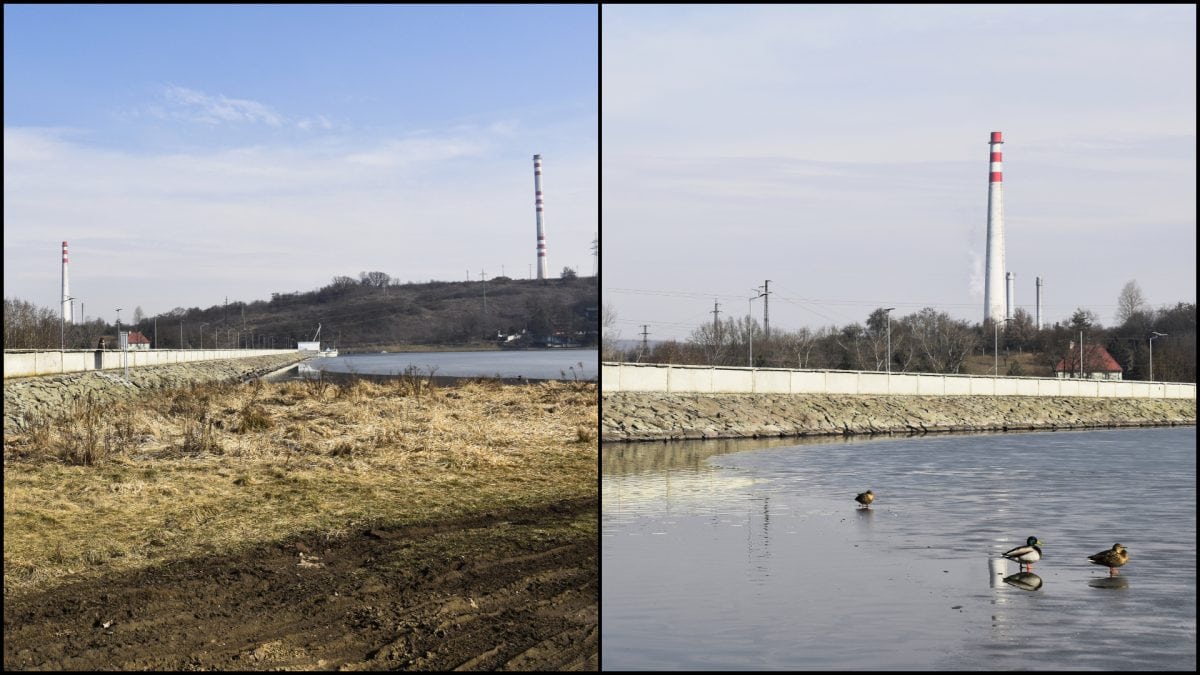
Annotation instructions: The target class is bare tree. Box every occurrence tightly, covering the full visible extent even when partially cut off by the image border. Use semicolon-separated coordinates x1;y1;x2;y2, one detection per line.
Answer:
688;321;729;366
361;271;391;288
908;307;976;373
601;303;622;361
1115;280;1147;325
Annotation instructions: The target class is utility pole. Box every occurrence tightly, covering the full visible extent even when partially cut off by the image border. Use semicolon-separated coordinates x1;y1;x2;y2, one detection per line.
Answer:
640;325;650;361
762;280;771;341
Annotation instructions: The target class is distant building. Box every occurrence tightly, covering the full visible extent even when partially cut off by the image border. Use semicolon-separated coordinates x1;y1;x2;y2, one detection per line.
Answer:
297;341;321;353
1054;342;1123;380
126;331;151;351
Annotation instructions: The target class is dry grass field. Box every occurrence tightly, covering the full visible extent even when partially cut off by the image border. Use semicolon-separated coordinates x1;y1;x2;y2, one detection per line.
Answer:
3;375;598;670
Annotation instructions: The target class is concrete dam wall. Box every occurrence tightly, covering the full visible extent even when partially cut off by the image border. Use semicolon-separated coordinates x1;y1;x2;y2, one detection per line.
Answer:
3;353;309;434
602;362;1196;399
602;393;1196;443
4;348;296;379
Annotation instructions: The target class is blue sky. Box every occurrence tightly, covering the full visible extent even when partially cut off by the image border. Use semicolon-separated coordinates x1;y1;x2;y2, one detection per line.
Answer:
5;4;598;323
602;4;1196;341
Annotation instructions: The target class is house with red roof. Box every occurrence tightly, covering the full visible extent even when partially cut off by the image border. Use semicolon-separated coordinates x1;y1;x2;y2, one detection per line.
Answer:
126;331;151;351
1054;342;1123;380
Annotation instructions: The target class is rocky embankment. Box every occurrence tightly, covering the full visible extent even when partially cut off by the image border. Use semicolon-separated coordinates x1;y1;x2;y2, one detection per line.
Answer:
602;392;1196;442
3;354;308;434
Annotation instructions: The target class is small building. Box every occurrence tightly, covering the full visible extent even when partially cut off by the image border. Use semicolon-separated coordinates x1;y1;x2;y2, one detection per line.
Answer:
1054;342;1123;380
297;341;321;353
126;331;151;351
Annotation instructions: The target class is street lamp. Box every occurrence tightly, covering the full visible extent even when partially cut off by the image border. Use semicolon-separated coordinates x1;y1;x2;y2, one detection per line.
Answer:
882;307;896;375
115;308;122;343
200;322;209;350
994;317;1013;376
61;296;75;351
1149;331;1167;382
749;287;765;368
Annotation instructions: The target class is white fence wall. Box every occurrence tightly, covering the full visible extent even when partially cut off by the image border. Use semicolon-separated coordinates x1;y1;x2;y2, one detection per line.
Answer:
601;362;1196;399
4;349;296;379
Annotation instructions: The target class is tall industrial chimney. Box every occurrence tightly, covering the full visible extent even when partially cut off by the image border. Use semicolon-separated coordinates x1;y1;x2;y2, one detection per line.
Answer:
983;131;1006;324
1036;276;1043;331
1006;272;1015;322
61;240;72;325
533;154;548;280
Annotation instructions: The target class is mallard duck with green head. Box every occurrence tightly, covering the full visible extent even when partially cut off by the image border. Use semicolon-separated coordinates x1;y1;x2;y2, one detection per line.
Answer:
1002;536;1043;570
1087;543;1128;575
854;490;875;509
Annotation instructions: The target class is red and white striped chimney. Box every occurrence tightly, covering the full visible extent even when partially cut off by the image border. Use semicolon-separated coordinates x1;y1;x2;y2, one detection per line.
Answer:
534;154;548;280
984;131;1007;324
61;240;72;325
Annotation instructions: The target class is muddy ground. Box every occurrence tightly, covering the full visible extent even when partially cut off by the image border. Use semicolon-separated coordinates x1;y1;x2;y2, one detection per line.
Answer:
3;497;597;671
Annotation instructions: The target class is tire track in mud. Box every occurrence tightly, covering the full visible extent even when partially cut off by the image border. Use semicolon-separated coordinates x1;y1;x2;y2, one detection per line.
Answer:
3;497;598;671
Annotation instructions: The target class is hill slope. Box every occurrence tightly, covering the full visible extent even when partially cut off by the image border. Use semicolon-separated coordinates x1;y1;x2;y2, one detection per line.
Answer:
138;276;598;352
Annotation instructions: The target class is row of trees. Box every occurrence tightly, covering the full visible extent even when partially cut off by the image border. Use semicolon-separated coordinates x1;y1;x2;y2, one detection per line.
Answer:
602;281;1195;383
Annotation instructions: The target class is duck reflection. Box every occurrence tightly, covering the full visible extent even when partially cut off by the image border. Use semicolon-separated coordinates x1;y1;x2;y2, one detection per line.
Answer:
855;506;875;522
1002;571;1043;591
1088;575;1130;590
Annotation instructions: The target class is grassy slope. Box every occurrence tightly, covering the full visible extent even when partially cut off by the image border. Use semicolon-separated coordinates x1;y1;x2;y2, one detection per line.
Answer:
3;377;597;594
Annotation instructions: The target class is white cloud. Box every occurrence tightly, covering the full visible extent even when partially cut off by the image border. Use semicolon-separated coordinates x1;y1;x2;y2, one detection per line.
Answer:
163;85;285;126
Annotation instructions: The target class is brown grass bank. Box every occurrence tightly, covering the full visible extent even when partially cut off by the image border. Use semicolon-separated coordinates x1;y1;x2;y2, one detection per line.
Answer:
3;376;598;670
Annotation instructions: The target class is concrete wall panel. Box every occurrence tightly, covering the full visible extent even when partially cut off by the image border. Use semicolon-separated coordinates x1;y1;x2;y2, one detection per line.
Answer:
792;371;827;393
888;374;920;395
1015;379;1040;396
670;367;714;393
857;373;890;395
754;370;792;393
712;368;754;393
826;372;859;394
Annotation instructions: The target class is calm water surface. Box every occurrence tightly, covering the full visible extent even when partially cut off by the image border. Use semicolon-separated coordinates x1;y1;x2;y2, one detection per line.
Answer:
602;427;1196;670
302;348;596;380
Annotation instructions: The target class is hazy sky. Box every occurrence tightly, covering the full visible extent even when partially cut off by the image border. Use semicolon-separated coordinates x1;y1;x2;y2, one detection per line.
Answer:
602;4;1196;343
4;4;598;324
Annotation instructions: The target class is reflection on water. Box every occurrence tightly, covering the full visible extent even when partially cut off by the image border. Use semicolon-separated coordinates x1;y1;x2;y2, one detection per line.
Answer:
602;427;1196;670
1003;571;1044;592
1089;575;1131;590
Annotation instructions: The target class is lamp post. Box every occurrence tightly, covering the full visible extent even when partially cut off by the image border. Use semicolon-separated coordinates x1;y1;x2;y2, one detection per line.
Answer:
115;308;124;378
749;287;765;368
1149;331;1167;382
200;323;209;350
994;317;1013;376
882;307;896;375
61;296;75;351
